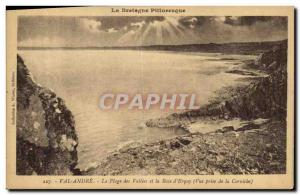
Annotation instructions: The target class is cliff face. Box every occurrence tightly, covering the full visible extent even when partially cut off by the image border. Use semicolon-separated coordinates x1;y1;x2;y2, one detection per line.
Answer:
146;41;287;128
204;41;287;120
16;55;79;175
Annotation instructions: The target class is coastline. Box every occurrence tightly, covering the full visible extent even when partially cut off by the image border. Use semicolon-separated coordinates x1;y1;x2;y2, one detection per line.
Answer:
85;40;287;175
85;119;286;175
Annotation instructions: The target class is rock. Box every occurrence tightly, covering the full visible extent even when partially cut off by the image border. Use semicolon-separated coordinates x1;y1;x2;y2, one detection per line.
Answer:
178;137;193;145
225;69;258;76
16;55;79;175
216;126;234;133
180;124;191;132
84;162;99;173
33;121;40;129
55;108;62;113
208;149;218;155
244;129;258;134
236;123;260;131
170;140;183;149
222;126;235;132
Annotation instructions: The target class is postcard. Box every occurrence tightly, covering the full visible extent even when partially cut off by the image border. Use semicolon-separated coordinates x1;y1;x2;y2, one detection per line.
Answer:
6;6;294;189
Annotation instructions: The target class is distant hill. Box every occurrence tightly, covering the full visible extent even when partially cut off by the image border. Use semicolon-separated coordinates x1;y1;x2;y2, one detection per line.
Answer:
18;39;287;55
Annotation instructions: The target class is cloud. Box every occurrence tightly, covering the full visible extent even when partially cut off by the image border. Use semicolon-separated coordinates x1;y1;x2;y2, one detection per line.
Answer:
18;16;288;47
18;36;66;47
223;16;287;27
178;16;217;29
106;28;118;33
84;16;166;32
79;18;102;33
130;21;146;28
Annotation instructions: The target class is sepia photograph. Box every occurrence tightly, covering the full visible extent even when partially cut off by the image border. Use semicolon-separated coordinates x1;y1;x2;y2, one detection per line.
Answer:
6;6;294;189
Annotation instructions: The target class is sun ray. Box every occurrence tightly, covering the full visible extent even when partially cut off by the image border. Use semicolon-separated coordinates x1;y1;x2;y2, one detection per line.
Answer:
164;22;180;40
118;16;198;46
166;21;185;39
140;24;154;44
155;22;163;45
161;26;171;44
117;30;136;45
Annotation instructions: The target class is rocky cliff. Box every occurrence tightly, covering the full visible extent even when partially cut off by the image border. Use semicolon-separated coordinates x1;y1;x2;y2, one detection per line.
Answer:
16;55;79;175
146;41;287;129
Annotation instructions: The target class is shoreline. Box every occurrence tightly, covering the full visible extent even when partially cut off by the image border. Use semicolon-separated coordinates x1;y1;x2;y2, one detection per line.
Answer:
84;40;287;175
85;119;286;175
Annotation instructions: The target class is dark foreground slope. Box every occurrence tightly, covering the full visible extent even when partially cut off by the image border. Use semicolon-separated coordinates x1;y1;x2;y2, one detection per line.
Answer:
87;120;285;175
86;41;287;175
16;55;79;175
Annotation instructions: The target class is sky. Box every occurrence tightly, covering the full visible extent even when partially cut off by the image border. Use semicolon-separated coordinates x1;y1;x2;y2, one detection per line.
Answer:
18;16;288;47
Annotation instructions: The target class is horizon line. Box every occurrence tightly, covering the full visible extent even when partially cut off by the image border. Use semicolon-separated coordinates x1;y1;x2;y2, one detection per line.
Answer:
17;39;287;50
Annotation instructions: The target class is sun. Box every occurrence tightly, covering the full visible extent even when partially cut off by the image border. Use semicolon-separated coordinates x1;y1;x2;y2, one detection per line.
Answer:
117;17;197;46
